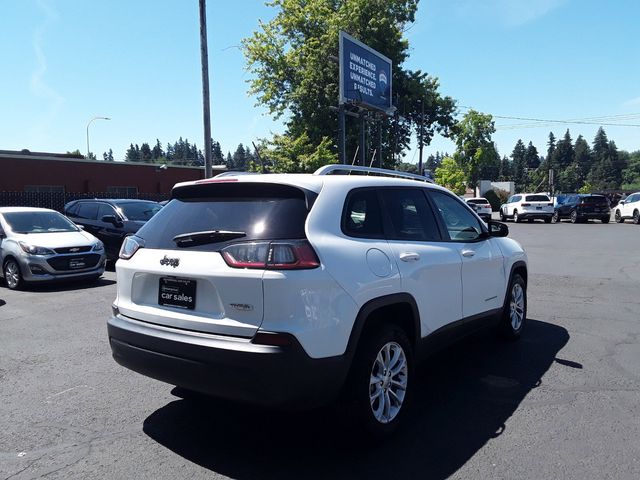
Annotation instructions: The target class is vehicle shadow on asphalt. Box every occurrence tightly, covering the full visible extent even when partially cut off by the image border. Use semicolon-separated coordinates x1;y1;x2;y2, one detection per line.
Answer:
143;319;569;480
21;277;116;293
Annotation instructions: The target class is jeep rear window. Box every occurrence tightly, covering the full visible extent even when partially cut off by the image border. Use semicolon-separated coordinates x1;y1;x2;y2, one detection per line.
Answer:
135;183;313;251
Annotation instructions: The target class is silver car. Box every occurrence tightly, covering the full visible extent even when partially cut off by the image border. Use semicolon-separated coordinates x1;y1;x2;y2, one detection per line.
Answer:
0;207;106;289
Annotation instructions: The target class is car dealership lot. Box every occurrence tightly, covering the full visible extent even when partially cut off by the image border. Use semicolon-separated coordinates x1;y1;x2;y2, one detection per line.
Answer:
1;221;639;479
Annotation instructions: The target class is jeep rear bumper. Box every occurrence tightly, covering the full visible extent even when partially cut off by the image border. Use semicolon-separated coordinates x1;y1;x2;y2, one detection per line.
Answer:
108;314;350;409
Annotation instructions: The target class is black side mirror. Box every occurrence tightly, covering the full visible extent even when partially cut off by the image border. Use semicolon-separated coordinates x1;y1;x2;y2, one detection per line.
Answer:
487;220;509;237
101;215;122;226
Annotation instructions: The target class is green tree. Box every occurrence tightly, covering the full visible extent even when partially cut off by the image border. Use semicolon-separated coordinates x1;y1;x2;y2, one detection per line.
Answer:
152;139;164;161
454;109;498;188
140;143;152;163
434;157;466;195
573;135;591;182
252;132;337;173
102;148;114;162
511;139;527;189
242;0;456;168
211;141;224;165
524;141;540;169
125;143;140;162
621;150;640;189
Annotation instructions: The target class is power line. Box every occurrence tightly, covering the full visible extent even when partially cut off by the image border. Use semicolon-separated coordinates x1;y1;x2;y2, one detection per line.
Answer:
456;106;640;129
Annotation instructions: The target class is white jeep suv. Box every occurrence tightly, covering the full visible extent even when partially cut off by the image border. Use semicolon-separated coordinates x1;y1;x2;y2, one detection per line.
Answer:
108;165;528;434
500;193;554;223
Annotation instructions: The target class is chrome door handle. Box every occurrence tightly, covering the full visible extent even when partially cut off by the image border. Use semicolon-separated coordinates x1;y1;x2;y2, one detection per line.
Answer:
461;249;475;258
400;252;420;262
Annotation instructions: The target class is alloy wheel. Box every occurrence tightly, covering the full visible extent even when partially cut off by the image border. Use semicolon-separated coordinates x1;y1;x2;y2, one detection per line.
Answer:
4;261;20;289
510;283;525;331
369;341;408;424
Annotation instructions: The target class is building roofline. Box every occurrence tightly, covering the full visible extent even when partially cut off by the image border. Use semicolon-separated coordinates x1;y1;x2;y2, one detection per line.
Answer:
0;150;211;171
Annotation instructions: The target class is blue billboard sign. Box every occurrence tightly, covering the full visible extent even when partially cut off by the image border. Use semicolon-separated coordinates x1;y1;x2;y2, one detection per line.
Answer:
339;31;393;114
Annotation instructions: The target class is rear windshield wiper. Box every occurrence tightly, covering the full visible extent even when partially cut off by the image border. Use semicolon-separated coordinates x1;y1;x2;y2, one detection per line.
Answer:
172;230;246;247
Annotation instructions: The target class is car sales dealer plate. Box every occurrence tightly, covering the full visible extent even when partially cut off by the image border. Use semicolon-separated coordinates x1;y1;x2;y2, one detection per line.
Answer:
158;277;197;310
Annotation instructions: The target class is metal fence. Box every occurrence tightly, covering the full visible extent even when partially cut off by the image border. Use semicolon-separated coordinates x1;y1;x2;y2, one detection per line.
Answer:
0;191;170;212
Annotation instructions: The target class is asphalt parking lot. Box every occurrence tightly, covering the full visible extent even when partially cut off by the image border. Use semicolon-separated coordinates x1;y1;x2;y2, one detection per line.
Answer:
1;218;639;480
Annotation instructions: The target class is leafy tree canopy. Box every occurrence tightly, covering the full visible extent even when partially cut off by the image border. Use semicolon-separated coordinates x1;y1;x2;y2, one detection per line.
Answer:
242;0;456;168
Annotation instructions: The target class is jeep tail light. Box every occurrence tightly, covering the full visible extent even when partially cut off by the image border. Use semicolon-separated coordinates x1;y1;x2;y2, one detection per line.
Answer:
221;240;320;270
521;203;531;207
119;236;144;260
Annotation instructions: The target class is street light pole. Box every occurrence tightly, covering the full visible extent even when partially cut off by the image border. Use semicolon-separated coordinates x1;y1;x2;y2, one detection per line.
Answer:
86;116;110;160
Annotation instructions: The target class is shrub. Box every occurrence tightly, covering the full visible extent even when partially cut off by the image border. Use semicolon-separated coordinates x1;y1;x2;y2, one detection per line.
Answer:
484;190;502;212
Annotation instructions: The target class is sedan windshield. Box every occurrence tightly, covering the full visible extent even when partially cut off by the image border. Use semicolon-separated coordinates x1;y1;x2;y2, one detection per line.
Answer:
3;211;79;234
116;202;162;222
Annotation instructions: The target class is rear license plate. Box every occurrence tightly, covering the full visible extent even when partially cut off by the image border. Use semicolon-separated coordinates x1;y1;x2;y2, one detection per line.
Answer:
536;206;542;210
69;258;86;269
158;277;197;310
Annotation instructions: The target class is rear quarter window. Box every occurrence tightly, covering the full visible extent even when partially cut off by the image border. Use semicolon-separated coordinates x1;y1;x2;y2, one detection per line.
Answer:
342;189;384;238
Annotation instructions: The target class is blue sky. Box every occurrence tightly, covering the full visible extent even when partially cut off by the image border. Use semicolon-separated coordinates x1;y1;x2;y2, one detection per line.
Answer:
1;0;639;163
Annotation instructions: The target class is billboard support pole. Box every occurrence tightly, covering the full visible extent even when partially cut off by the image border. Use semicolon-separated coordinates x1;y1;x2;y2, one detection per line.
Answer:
359;112;366;166
378;117;383;168
338;104;346;164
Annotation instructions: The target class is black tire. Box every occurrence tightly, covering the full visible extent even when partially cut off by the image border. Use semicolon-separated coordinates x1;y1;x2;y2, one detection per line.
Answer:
601;216;610;224
615;210;623;223
499;273;527;340
570;210;578;224
551;211;560;223
544;217;552;224
513;210;521;223
3;258;24;290
634;210;640;225
349;324;413;437
500;210;507;222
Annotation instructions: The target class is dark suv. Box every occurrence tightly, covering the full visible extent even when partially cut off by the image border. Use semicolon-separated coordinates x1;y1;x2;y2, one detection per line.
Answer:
64;199;162;260
552;194;611;224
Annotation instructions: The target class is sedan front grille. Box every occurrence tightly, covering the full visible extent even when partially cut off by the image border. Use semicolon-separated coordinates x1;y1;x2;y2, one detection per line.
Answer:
46;254;101;271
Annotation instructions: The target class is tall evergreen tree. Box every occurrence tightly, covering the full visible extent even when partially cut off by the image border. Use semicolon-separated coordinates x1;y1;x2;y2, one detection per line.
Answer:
573;135;591;181
211;141;224;165
152;139;164;160
125;143;140;162
140;143;152;162
555;130;574;170
524;142;540;169
511;139;527;189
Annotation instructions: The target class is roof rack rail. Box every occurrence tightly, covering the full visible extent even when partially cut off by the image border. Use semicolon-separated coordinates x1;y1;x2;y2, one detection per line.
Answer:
313;164;434;183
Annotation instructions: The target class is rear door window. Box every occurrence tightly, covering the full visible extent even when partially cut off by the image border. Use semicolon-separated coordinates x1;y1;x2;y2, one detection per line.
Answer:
379;189;440;241
76;202;99;220
137;183;313;251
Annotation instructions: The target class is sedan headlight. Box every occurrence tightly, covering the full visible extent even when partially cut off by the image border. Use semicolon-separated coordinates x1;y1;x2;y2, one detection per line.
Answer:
19;242;55;256
93;241;105;252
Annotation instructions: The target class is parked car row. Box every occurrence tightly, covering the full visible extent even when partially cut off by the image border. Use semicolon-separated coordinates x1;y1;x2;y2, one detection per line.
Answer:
496;191;640;225
0;199;162;289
